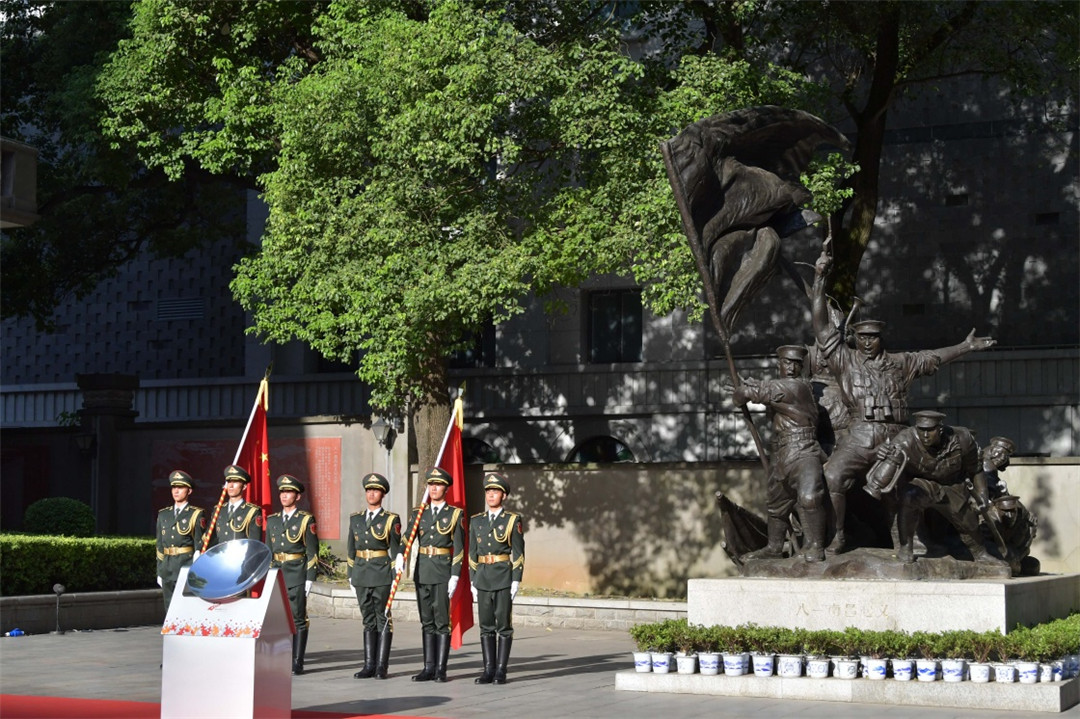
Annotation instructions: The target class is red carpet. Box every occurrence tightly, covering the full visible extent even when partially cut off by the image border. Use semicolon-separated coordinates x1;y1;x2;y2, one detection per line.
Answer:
0;695;419;719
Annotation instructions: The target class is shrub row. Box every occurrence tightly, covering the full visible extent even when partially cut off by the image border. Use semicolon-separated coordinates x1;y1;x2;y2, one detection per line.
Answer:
630;615;1080;664
0;533;157;595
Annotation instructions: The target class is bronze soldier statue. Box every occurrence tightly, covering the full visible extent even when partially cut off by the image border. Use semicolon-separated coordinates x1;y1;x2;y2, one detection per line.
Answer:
811;250;996;553
878;411;1006;567
733;345;827;562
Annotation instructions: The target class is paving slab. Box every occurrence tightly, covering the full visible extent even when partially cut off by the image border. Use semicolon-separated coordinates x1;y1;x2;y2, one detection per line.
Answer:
0;618;1077;718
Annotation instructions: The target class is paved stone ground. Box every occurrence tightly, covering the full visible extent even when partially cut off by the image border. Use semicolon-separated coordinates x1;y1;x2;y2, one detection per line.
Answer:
0;618;1075;718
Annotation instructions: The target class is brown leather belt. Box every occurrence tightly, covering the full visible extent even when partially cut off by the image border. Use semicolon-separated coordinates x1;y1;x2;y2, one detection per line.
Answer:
417;546;452;556
162;546;194;556
354;549;389;559
477;554;510;564
274;552;304;562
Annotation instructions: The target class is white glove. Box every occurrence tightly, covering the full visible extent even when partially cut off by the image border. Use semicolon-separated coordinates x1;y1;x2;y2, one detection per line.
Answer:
157;576;163;587
192;551;201;561
394;553;405;574
447;576;459;598
510;581;519;601
305;580;313;596
470;585;478;602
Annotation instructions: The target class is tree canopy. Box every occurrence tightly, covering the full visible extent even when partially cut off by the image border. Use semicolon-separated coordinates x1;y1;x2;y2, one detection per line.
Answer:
0;0;247;327
8;0;1074;461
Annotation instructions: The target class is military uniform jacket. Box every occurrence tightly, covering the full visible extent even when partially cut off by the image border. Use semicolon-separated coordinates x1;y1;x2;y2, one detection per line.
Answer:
266;509;319;589
407;504;464;585
817;323;941;426
468;510;524;591
347;509;402;588
156;504;207;570
214;501;263;543
893;425;980;487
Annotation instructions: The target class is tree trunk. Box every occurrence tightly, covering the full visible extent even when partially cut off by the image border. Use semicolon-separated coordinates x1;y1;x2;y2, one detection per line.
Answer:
832;9;900;310
411;358;451;497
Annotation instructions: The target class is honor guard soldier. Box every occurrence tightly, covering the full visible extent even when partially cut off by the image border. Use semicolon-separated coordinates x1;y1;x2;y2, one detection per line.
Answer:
348;473;403;680
409;467;464;683
213;464;263;543
156;470;207;612
469;472;525;685
266;474;319;675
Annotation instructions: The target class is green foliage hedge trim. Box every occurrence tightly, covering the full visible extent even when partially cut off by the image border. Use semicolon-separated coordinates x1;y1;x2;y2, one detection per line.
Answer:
629;615;1080;663
0;534;156;595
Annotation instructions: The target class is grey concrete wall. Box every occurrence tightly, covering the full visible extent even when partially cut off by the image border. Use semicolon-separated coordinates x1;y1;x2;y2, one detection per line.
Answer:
0;590;164;635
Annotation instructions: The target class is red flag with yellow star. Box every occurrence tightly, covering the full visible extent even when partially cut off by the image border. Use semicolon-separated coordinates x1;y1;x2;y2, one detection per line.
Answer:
236;377;271;524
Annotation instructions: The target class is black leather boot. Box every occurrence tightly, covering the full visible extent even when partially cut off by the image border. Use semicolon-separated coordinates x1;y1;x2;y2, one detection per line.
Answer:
800;506;826;563
293;627;308;675
475;634;496;684
432;633;451;682
493;636;512;685
742;517;787;560
354;628;378;679
375;629;392;679
412;634;436;682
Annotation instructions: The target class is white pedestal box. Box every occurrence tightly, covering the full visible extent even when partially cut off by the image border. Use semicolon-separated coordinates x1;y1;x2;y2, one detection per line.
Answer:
160;567;295;719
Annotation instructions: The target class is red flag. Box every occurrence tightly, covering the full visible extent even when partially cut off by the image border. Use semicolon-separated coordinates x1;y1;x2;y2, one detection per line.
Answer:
439;395;473;649
236;378;271;523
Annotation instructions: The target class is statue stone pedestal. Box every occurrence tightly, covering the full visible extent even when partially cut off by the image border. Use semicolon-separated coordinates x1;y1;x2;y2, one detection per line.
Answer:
688;571;1080;633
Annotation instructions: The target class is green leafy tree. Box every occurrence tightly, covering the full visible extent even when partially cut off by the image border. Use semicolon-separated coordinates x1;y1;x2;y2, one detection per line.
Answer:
98;0;815;463
92;0;1075;463
0;0;246;328
654;0;1078;303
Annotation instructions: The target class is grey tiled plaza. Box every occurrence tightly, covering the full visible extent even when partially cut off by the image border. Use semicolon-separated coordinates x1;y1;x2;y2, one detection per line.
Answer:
1;617;1075;718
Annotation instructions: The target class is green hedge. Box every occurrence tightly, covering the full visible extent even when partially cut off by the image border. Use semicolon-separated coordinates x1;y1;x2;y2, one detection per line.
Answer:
629;615;1080;663
0;534;156;596
23;497;96;537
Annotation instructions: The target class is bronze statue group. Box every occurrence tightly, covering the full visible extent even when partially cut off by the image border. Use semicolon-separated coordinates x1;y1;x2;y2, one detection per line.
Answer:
156;465;525;683
729;247;1037;575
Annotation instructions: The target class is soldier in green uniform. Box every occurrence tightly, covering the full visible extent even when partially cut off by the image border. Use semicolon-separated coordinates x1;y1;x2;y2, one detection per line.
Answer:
469;472;525;685
212;464;263;544
347;472;403;680
408;467;464;683
156;470;207;613
266;474;319;675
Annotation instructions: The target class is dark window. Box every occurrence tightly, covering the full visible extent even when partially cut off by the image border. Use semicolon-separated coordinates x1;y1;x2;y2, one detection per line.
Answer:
449;321;496;369
567;436;635;463
588;289;641;363
462;437;501;465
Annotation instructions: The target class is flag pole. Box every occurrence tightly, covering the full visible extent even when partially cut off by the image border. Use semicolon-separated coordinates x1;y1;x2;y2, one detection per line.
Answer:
383;387;463;618
202;373;270;552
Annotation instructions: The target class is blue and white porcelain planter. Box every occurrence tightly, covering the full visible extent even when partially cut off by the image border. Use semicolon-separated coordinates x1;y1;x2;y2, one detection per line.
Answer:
1017;661;1039;684
698;652;721;676
651;651;674;674
676;653;698;674
941;658;966;682
633;651;652;673
777;654;804;678
863;657;888;680
891;658;914;681
723;652;750;676
751;653;775;677
916;658;939;682
993;663;1017;683
969;662;992;683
